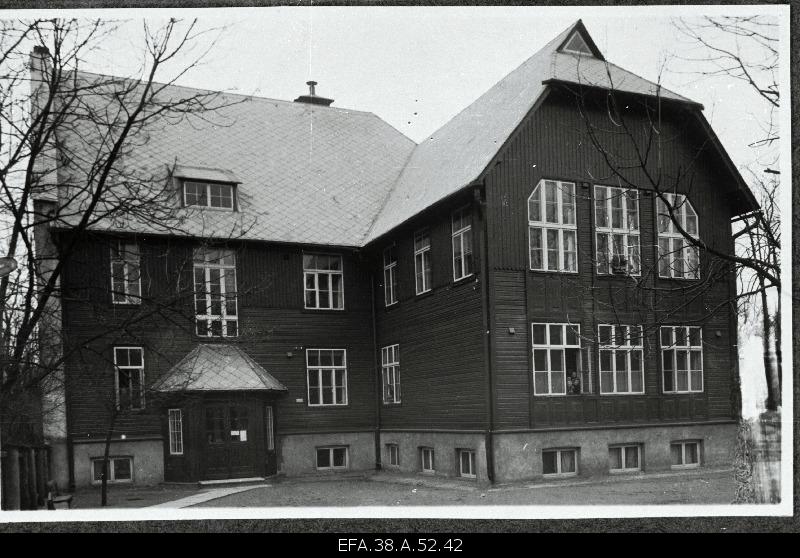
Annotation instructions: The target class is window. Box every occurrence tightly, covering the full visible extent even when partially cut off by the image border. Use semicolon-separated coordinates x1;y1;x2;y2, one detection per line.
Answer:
387;444;400;467
110;241;141;304
671;441;701;468
562;31;593;55
383;245;398;306
316;446;348;470
114;347;144;410
183;181;235;210
420;447;435;473
598;324;644;394
303;253;344;310
306;349;348;406
451;207;473;281
92;457;133;484
594;185;640;275
381;344;401;404
458;449;476;478
414;230;432;295
657;193;700;279
542;448;578;477
660;326;703;393
265;406;274;451
229;406;249;442
609;444;641;472
528;179;577;272
193;247;238;337
531;323;586;395
168;409;183;455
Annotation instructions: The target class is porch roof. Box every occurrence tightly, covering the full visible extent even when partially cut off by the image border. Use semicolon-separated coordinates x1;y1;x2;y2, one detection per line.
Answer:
152;344;287;392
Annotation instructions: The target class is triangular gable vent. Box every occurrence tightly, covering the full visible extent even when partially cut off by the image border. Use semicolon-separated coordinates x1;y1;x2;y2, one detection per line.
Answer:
561;31;594;56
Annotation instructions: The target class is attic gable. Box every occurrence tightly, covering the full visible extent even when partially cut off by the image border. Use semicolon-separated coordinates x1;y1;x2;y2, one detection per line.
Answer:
556;20;605;60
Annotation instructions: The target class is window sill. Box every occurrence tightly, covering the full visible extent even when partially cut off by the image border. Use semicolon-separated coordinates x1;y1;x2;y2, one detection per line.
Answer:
451;274;477;288
302;307;346;313
528;269;579;275
670;463;700;470
542;472;578;479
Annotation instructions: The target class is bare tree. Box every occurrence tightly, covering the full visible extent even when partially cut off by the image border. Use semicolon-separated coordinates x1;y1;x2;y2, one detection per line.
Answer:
673;15;781;410
0;18;255;507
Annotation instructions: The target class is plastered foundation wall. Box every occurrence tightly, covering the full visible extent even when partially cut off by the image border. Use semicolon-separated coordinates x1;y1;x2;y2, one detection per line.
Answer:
279;432;375;476
492;422;737;482
379;431;488;483
72;439;164;487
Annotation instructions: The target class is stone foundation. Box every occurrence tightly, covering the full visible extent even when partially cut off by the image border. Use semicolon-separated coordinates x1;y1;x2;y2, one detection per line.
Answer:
72;438;164;488
378;431;488;483
278;431;376;476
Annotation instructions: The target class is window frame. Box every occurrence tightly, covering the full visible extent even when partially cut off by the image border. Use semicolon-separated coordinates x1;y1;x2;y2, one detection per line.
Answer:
383;245;398;306
265;405;275;451
182;180;237;211
303;253;345;311
594;185;641;276
387;443;400;467
306;349;349;407
420;447;435;473
168;408;184;456
413;229;432;295
608;444;642;473
316;446;348;471
91;456;134;484
110;240;141;305
670;440;701;469
660;326;704;394
381;344;401;405
458;449;477;479
528;179;578;273
451;206;474;282
542;448;579;477
531;323;585;396
113;346;145;411
598;324;645;395
193;247;238;338
656;193;700;280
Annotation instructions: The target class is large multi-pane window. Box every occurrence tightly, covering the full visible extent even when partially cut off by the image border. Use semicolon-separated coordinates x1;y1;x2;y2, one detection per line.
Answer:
381;344;401;404
114;347;144;410
193;247;238;337
383;245;398;306
414;230;432;295
594;185;641;275
451;207;473;281
528;179;577;272
306;349;348;406
531;323;585;395
598;324;644;394
183;181;235;210
304;253;344;310
657;193;700;279
168;409;183;455
110;241;141;304
660;326;703;393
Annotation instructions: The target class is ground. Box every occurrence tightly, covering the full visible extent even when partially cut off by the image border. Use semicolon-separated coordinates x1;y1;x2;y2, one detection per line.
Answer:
67;467;738;509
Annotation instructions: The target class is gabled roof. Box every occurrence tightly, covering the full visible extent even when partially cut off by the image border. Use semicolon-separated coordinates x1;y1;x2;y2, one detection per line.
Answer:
365;19;705;242
151;344;287;392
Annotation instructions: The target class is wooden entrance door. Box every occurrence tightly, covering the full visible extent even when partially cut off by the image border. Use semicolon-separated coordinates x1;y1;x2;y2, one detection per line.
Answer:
202;401;263;480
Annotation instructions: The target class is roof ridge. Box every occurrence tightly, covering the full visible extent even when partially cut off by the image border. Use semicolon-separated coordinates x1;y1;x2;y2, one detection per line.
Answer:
73;69;385;118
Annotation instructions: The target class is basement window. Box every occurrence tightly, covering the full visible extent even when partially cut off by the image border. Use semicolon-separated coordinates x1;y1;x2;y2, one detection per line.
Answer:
671;441;701;469
609;444;642;473
92;456;133;484
316;446;348;470
458;449;476;479
420;447;435;473
387;444;400;467
542;448;578;477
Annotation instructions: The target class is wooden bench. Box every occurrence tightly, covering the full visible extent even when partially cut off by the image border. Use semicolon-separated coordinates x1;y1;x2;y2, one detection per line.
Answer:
45;481;73;510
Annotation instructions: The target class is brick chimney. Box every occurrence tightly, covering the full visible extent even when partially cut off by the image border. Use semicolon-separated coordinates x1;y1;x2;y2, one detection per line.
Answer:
294;80;334;107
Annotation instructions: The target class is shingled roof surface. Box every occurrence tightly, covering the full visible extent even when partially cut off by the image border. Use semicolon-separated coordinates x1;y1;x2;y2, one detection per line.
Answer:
364;21;698;242
151;344;287;392
52;20;715;247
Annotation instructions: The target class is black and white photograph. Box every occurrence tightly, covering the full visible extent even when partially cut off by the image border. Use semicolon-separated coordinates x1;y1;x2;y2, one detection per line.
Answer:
0;3;792;529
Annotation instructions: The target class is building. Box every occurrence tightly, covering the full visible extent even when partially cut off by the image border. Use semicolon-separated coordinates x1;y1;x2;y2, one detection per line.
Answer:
34;20;756;489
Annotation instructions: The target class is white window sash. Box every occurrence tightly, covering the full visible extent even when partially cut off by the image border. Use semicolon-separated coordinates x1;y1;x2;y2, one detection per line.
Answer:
414;232;432;294
660;326;704;394
452;208;473;281
656;194;700;279
383;247;397;306
168;409;183;455
531;323;582;396
111;242;141;304
306;349;348;407
183;181;235;210
194;256;238;337
528;180;578;273
113;347;145;410
594;186;640;276
303;255;345;310
598;325;645;394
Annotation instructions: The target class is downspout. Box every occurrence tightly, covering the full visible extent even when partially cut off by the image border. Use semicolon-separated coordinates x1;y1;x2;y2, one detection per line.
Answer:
475;185;495;484
370;270;382;470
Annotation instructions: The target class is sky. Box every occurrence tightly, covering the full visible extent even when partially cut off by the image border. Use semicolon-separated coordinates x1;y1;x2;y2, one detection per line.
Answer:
2;5;790;416
45;5;785;174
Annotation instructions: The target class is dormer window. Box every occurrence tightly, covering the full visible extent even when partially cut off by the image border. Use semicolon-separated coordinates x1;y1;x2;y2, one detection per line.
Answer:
183;181;236;210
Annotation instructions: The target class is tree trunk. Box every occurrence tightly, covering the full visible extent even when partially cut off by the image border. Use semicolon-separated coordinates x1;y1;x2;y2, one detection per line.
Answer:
100;412;117;507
